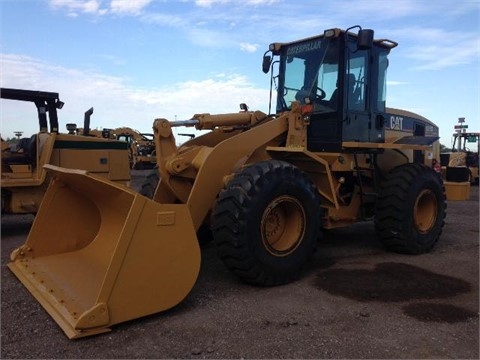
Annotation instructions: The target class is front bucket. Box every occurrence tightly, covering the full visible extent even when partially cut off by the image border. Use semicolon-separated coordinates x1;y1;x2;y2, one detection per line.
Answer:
7;165;201;339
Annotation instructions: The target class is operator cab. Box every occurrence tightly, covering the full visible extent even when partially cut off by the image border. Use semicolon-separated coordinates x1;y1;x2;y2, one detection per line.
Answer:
264;26;397;152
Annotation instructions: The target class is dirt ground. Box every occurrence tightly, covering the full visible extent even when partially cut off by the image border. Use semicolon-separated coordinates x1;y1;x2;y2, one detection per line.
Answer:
1;171;479;359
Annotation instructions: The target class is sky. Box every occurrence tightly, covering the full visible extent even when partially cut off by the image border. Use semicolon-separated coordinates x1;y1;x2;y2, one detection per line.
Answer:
0;0;479;148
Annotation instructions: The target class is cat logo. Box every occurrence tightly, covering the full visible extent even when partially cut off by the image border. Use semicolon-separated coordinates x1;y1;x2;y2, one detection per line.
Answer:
390;115;403;130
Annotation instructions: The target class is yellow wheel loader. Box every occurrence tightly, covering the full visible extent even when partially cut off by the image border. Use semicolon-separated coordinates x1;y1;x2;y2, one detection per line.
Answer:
1;89;131;214
8;26;446;339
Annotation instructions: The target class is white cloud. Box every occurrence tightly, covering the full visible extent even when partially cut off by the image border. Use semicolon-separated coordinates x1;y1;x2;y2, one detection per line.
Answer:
49;0;151;17
141;13;184;27
240;42;258;53
110;0;152;15
186;27;234;48
393;27;480;70
94;54;127;66
195;0;279;7
0;54;270;138
194;0;223;6
387;81;408;86
49;0;107;16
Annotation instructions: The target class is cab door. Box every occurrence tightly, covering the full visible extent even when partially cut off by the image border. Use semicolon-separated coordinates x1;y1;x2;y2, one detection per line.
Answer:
342;45;388;144
342;49;373;143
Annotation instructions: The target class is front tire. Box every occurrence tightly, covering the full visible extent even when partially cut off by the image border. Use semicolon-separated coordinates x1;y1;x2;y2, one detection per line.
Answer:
139;169;213;245
139;168;159;198
212;160;322;286
375;163;446;254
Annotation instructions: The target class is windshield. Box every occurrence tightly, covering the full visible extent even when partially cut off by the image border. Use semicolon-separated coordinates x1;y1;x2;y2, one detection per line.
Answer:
277;37;339;113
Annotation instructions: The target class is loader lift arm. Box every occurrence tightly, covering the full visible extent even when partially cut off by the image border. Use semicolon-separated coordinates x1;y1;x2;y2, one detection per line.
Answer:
152;109;290;230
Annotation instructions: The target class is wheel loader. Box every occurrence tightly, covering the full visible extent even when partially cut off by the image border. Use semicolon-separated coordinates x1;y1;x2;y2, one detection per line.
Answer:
1;88;131;214
8;26;446;339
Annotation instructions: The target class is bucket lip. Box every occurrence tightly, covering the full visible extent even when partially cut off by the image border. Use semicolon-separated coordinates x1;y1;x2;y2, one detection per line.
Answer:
7;261;112;339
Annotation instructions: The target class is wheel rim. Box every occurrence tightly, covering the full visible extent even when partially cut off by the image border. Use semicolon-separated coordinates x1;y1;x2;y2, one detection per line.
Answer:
261;195;306;256
414;189;438;233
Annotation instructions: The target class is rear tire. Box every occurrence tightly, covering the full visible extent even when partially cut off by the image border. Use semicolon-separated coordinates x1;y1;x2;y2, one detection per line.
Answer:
212;160;322;286
375;163;446;254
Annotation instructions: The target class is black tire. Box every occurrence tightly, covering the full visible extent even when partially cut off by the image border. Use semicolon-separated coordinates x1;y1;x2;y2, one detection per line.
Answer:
139;168;213;245
211;160;322;286
468;169;479;186
139;168;159;198
374;163;446;254
135;162;147;170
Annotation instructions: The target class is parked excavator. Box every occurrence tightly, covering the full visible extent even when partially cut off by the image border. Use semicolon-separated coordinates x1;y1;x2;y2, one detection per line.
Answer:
1;89;131;214
8;26;446;339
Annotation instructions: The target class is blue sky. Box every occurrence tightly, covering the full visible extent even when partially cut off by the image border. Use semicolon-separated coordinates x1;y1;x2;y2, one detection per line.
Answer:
1;0;479;147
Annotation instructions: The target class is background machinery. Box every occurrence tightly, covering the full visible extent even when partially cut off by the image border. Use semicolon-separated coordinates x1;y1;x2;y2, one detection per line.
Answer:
1;88;131;214
440;131;479;185
111;127;156;170
8;26;446;339
77;126;157;170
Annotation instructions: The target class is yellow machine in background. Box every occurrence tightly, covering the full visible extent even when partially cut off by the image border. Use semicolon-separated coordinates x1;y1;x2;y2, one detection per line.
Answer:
440;131;479;185
110;127;156;170
8;26;446;339
76;125;157;170
1;137;11;152
1;89;131;214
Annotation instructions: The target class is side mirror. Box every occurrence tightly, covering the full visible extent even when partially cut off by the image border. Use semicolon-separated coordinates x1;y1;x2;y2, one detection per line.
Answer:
357;29;374;50
262;55;272;74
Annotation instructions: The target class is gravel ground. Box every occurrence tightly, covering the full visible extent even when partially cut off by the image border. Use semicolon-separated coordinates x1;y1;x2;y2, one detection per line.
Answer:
1;171;478;359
